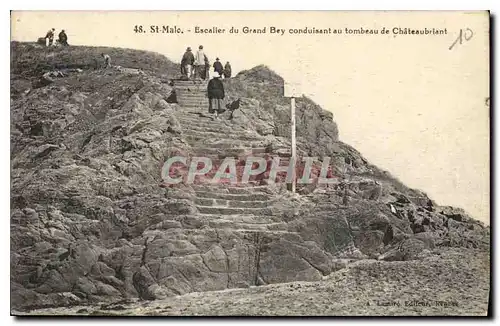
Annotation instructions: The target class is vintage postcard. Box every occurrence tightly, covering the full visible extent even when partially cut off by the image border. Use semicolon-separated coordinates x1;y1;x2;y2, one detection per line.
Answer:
10;11;490;316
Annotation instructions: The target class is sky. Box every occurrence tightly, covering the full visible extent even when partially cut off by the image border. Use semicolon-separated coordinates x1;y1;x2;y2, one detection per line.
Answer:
10;11;490;223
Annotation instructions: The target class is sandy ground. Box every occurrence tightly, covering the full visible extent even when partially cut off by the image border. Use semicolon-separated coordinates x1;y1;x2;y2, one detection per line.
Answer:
14;248;490;317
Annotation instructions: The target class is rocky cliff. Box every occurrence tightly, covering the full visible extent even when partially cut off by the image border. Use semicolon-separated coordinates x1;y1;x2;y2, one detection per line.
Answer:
10;42;489;312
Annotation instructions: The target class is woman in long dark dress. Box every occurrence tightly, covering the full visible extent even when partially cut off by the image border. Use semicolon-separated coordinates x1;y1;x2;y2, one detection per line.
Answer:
207;72;225;119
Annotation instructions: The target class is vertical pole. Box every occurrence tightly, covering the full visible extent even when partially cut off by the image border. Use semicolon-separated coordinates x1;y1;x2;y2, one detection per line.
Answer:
291;97;297;193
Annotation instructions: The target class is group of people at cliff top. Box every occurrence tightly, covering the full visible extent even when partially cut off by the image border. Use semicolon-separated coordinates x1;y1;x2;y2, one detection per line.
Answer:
180;45;232;119
180;45;232;81
44;28;68;46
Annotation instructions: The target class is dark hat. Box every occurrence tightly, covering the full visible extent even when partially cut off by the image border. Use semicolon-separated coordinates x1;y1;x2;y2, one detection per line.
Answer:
187;47;192;51
199;45;203;49
216;57;219;60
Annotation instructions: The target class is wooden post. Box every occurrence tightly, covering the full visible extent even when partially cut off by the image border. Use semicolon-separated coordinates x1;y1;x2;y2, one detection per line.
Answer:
291;97;297;193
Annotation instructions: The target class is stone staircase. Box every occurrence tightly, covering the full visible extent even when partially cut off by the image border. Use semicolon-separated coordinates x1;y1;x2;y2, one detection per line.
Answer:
172;79;296;235
191;184;290;234
174;79;209;108
120;80;340;296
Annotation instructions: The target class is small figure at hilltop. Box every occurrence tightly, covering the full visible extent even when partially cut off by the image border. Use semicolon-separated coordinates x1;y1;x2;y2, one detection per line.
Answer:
213;58;224;76
195;45;208;80
207;72;225;119
58;29;68;46
223;61;232;79
45;28;55;46
181;47;195;79
101;53;111;69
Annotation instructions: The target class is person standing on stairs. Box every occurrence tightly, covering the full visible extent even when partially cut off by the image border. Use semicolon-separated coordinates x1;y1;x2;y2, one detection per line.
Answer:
181;47;195;79
204;54;210;81
207;72;225;119
223;61;232;79
213;58;224;77
195;45;208;80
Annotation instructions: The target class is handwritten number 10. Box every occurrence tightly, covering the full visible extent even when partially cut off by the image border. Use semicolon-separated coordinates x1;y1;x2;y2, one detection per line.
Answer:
449;28;474;50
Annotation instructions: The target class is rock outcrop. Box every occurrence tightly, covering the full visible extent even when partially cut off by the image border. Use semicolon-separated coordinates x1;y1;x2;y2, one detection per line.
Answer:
10;42;489;312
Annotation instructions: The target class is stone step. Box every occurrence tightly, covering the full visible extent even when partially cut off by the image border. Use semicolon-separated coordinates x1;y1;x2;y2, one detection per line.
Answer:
183;131;262;142
178;111;223;117
177;118;225;128
176;100;208;104
175;91;207;96
177;117;223;125
176;92;208;97
199;141;267;148
178;121;243;131
207;219;267;230
176;118;241;130
174;88;208;93
176;84;207;88
176;115;230;123
191;147;268;156
176;120;226;127
177;101;207;106
176;84;207;89
197;156;289;162
207;219;288;231
184;136;263;145
178;102;213;108
183;124;248;134
175;94;207;99
175;90;207;94
179;108;209;112
204;156;288;163
181;125;234;135
153;224;298;238
186;139;267;149
177;100;207;104
175;113;217;120
182;128;254;136
177;99;209;104
194;191;271;201
175;91;208;96
178;103;209;108
181;125;237;134
174;85;208;90
175;109;212;116
175;86;207;90
177;97;208;101
193;184;272;194
175;89;207;94
196;205;273;216
176;109;214;115
188;154;264;161
195;198;272;208
198;213;270;223
233;229;297;235
173;79;208;84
